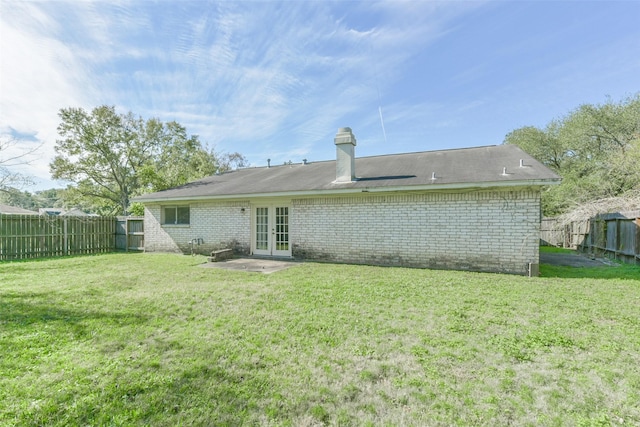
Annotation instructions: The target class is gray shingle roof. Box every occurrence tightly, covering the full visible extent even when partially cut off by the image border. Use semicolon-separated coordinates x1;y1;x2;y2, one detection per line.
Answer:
134;144;560;202
0;204;38;214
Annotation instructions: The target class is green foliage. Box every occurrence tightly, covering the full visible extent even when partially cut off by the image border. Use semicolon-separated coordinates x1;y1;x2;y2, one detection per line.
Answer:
0;188;41;211
51;106;151;215
50;105;247;215
0;187;70;212
1;255;639;426
135;121;218;193
128;202;145;216
34;188;67;209
505;94;640;216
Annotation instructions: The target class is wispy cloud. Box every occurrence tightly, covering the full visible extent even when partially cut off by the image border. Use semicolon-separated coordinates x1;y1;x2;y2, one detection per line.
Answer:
2;0;638;189
1;0;482;184
0;2;95;184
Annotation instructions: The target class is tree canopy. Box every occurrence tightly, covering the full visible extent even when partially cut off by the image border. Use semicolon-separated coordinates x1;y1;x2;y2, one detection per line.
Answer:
0;187;68;213
50;106;247;215
504;94;640;216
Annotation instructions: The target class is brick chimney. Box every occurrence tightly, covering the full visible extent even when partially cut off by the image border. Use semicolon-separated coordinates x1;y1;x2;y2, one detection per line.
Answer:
334;127;356;182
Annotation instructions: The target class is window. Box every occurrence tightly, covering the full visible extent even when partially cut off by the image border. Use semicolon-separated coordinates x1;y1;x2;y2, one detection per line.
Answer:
163;206;190;225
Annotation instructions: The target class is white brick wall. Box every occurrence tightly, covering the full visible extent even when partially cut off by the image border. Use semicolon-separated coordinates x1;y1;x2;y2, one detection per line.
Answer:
142;188;541;274
144;201;250;255
290;189;541;275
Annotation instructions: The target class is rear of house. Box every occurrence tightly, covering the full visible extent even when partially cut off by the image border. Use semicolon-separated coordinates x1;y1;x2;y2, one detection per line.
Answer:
135;128;560;275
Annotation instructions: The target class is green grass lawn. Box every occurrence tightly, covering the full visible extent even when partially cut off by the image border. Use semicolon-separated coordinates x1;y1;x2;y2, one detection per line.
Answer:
1;254;639;426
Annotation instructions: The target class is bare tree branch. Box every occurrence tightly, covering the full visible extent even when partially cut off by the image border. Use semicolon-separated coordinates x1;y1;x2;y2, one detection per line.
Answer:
0;136;41;190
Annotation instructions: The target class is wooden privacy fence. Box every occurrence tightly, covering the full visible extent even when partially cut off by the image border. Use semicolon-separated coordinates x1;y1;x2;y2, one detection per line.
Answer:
1;214;115;260
541;211;640;265
0;215;144;261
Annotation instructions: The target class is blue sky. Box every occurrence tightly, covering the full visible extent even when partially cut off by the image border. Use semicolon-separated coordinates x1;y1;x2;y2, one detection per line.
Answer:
1;0;639;191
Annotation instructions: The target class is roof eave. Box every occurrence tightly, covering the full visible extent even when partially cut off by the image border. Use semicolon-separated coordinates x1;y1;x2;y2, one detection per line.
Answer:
134;178;561;204
360;178;561;194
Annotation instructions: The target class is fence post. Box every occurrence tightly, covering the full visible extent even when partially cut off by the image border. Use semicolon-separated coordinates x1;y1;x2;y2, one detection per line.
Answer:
613;218;622;259
636;217;640;263
63;218;68;256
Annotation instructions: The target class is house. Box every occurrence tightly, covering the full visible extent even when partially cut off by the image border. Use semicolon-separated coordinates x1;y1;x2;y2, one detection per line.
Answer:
134;128;561;275
0;204;38;215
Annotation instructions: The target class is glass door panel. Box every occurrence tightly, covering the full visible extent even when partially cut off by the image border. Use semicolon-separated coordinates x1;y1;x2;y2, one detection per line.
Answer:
274;206;290;256
254;207;270;255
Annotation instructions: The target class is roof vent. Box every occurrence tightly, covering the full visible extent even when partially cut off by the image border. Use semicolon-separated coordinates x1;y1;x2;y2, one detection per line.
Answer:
334;127;357;182
431;172;437;180
501;167;511;176
267;159;271;168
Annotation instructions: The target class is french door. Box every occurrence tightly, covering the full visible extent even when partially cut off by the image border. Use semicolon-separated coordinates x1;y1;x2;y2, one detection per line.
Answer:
253;205;291;257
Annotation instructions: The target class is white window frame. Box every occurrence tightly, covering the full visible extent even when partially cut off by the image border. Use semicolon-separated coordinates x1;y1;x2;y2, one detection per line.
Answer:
162;205;190;226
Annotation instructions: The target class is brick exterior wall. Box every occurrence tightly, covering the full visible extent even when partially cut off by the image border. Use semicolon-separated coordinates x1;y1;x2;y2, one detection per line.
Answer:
290;188;541;275
143;200;250;255
142;188;541;275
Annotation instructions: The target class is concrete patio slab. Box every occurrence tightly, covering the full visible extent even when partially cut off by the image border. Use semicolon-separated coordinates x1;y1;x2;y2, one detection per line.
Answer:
199;257;300;274
540;252;617;268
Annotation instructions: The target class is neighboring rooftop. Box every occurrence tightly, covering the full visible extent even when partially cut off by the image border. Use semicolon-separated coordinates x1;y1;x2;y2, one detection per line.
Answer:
0;204;38;215
39;208;89;216
134;144;561;202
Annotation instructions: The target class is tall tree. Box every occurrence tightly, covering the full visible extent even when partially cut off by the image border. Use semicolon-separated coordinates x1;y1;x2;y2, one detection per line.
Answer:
51;106;147;215
136;121;218;192
504;94;640;216
51;105;244;215
218;151;249;173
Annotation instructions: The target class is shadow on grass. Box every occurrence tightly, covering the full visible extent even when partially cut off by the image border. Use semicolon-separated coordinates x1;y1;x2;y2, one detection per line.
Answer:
0;251;142;265
540;263;640;279
0;291;147;332
160;363;266;424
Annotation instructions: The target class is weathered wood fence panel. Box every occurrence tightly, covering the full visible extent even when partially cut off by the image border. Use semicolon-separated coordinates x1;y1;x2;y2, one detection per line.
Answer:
541;211;640;265
540;218;589;248
115;217;144;251
126;218;144;251
115;218;127;250
619;219;637;256
0;214;121;260
540;218;589;249
540;218;563;247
